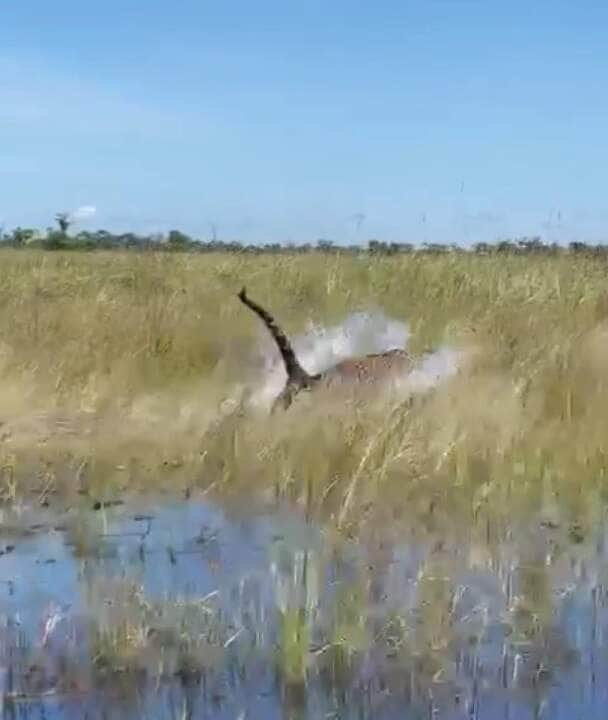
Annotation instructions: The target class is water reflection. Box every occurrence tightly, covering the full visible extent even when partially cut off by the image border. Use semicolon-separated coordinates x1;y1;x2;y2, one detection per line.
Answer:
1;494;608;719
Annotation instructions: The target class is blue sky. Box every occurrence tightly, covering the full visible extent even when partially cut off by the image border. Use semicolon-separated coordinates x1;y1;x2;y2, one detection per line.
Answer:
2;1;608;245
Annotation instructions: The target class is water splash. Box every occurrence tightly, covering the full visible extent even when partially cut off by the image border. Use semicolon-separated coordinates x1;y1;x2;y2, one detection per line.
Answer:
393;345;465;396
245;310;463;412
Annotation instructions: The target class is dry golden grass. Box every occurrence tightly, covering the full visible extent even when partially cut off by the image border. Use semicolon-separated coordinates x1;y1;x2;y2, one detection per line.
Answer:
0;248;607;533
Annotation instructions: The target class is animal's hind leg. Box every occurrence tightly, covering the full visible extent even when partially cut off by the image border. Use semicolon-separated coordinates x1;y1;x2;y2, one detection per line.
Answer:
271;387;294;414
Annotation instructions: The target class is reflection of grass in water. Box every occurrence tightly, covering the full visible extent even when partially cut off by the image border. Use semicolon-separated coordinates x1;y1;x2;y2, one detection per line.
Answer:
277;607;310;687
0;508;597;718
318;580;370;694
329;582;369;658
88;579;229;681
270;545;319;692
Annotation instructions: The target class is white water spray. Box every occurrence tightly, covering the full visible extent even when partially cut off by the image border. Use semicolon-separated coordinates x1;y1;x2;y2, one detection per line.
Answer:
242;310;464;412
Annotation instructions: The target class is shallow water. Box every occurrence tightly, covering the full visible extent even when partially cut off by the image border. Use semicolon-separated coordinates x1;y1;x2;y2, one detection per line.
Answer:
1;494;608;719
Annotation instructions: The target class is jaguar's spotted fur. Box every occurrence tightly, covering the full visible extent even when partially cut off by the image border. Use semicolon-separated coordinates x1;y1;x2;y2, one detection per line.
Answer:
237;287;414;411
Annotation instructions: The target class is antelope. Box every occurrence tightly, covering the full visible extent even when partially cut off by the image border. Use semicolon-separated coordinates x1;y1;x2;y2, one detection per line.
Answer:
237;287;415;412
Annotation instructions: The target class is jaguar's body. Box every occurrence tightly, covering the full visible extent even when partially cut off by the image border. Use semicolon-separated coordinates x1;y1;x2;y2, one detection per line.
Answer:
237;287;414;411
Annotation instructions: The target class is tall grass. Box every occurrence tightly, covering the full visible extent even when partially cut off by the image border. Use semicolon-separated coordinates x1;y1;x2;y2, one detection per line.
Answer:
0;248;607;534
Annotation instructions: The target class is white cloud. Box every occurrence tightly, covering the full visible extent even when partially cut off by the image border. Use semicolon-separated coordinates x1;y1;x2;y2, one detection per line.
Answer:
69;205;97;222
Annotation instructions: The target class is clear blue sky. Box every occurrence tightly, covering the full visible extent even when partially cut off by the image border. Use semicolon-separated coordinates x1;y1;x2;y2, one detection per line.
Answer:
2;1;608;245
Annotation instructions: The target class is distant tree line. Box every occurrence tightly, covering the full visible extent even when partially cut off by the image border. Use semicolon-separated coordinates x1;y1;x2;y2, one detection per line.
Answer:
1;216;607;256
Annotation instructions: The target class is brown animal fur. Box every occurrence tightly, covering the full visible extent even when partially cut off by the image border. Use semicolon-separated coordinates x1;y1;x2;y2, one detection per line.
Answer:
237;287;414;411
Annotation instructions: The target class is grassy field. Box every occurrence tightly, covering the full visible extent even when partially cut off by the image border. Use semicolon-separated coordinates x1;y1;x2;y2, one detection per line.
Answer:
1;248;607;535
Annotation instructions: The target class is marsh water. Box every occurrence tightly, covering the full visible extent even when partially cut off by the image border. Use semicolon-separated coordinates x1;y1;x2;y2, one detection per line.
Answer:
1;490;608;720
